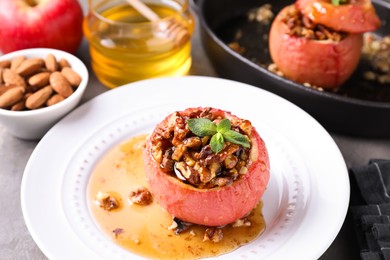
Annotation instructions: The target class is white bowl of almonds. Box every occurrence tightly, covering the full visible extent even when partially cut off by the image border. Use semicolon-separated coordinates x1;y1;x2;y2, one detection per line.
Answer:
0;48;88;140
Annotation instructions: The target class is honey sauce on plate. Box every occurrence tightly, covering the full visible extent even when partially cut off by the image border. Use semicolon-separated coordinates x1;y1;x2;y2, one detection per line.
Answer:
87;134;266;259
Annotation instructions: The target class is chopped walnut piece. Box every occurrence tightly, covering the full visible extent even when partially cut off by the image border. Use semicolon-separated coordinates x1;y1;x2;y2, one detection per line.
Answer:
228;42;245;54
151;141;163;163
96;191;119;211
239;166;248;175
232;217;252;227
161;149;175;173
172;115;190;146
267;63;284;77
129;187;153;205
161;156;175;173
195;144;213;161
198;107;213;118
182;152;196;167
209;162;221;176
204;144;240;166
224;154;238;169
364;71;377;81
172;143;187;161
209;177;233;187
239;120;253;136
198;166;215;183
248;4;274;25
184;137;202;149
203;228;223;243
175;161;194;179
362;33;390;85
378;75;390;84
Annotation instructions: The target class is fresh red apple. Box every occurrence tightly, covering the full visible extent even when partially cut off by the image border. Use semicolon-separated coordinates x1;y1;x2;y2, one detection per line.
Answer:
296;0;381;33
269;5;363;89
143;107;270;227
0;0;83;54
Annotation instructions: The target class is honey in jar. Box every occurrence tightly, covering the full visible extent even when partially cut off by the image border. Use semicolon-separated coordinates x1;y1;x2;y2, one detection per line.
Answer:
84;0;194;88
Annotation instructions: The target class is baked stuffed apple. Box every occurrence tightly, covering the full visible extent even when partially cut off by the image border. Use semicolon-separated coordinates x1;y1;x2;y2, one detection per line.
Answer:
269;0;380;90
143;107;270;226
269;4;363;89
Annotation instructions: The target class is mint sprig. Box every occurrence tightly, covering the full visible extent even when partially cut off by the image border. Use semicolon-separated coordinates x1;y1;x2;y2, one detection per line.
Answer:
187;118;250;154
187;118;216;136
331;0;348;6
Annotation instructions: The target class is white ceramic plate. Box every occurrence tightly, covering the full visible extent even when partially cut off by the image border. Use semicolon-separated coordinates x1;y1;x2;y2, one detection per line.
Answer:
21;76;349;260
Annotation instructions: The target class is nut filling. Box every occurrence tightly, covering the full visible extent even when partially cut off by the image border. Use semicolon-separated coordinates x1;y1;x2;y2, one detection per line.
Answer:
281;5;347;42
149;107;253;189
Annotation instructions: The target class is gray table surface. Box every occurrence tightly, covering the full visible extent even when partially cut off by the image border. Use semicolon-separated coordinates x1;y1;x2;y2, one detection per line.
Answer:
1;1;390;259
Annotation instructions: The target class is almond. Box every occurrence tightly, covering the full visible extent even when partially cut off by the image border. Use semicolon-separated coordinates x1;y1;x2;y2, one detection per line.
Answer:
0;68;3;84
0;54;81;111
16;58;45;77
28;71;51;90
46;94;65;106
50;71;73;98
3;69;26;87
11;99;26;111
0;85;18;96
45;54;58;72
0;86;25;108
0;60;11;69
25;85;53;109
10;56;26;71
58;58;70;69
61;67;82;87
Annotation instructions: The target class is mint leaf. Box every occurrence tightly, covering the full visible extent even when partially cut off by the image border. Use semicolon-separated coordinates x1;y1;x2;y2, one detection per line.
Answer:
223;130;250;148
187;118;217;137
187;117;251;154
331;0;340;5
210;132;224;153
332;0;347;5
217;118;231;133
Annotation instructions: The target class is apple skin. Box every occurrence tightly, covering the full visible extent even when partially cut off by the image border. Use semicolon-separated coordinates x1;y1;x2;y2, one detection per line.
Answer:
269;5;363;90
143;108;270;227
0;0;83;54
295;0;381;33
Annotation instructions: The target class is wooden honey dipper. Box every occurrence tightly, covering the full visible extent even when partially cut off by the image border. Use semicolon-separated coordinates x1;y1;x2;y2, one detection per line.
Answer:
126;0;190;46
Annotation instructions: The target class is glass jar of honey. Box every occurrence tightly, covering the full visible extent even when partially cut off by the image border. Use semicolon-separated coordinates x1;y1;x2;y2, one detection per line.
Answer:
84;0;194;88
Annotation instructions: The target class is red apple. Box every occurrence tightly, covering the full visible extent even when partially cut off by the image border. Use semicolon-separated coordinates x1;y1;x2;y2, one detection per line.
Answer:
0;0;83;54
269;5;363;89
296;0;381;33
143;107;270;227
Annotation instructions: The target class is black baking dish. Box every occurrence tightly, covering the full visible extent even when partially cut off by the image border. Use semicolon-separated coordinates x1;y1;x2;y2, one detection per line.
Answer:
197;0;390;137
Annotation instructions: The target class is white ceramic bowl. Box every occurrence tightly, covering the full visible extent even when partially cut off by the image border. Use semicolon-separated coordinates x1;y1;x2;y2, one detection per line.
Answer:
0;48;89;140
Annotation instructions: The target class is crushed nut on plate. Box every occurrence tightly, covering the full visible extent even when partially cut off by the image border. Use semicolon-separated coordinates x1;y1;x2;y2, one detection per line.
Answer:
203;227;223;243
129;187;153;205
95;191;120;211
